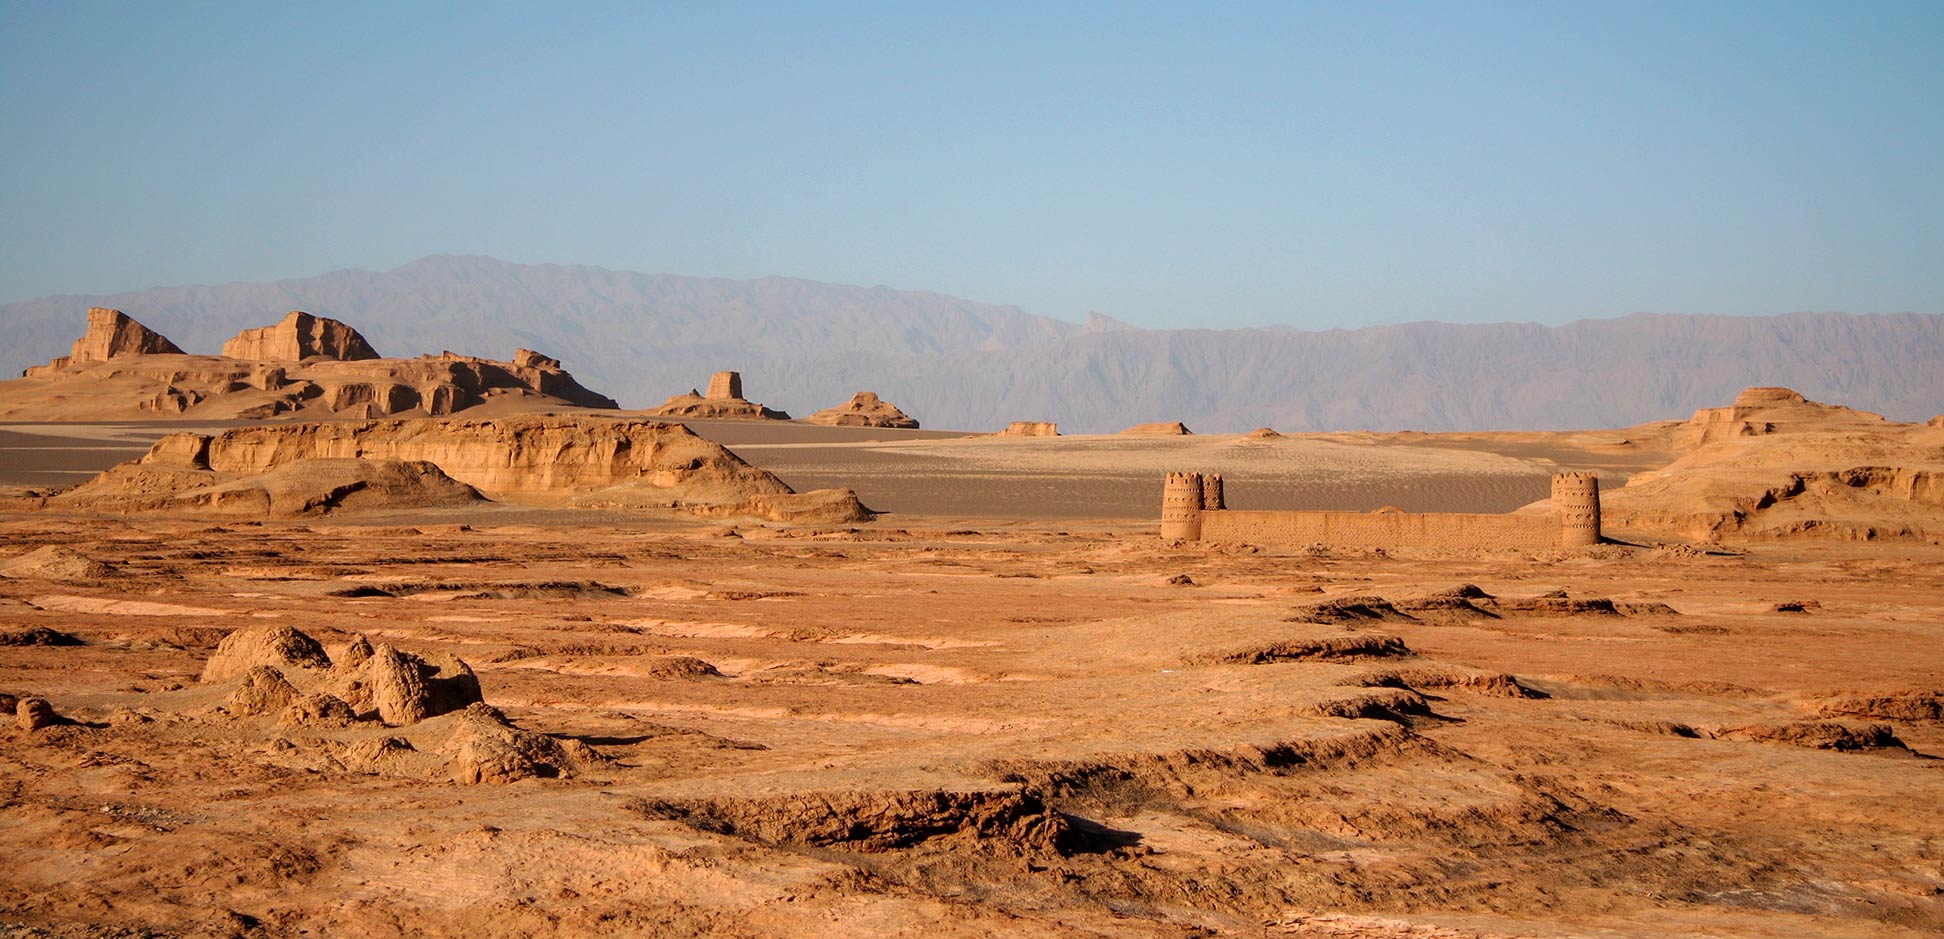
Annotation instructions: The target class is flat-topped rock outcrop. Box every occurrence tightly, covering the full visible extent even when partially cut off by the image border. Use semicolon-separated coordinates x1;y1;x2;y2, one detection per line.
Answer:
649;370;790;420
2;309;617;420
1121;421;1192;435
44;417;871;522
220;311;381;361
805;391;919;429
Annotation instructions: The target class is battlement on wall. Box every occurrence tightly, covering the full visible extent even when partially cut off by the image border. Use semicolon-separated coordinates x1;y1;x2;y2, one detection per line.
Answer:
1161;471;1601;550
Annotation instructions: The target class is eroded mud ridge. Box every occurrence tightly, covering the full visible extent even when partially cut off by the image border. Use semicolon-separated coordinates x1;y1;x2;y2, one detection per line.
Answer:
2;518;1942;938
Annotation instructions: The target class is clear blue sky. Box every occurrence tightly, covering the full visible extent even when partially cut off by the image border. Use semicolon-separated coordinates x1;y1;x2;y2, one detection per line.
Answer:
3;1;1939;328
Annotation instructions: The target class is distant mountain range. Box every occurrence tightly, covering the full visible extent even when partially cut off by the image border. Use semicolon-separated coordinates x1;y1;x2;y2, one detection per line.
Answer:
3;256;1938;432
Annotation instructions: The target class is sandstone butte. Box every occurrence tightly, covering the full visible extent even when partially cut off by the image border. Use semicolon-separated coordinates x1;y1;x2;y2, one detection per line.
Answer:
3;309;618;420
648;370;791;420
33;416;872;523
998;421;1059;436
803;391;920;429
1120;421;1193;435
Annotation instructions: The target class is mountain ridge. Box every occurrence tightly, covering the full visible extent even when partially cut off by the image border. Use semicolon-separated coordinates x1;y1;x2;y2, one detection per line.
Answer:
3;256;1937;433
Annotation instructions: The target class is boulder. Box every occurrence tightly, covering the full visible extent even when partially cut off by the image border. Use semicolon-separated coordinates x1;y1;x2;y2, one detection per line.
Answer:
200;626;333;683
225;665;300;717
16;697;61;731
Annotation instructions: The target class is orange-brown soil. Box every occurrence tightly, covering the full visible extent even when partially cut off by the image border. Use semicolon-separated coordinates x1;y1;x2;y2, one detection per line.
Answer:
1;511;1941;938
2;386;1942;937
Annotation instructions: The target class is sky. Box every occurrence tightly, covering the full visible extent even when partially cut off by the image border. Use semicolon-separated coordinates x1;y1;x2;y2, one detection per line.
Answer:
2;1;1940;329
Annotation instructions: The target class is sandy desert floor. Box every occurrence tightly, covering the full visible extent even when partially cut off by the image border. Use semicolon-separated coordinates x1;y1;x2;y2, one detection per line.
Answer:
2;413;1941;938
2;496;1941;938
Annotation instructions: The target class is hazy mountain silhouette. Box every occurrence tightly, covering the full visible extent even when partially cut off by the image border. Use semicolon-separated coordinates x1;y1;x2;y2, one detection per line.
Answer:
3;256;1938;432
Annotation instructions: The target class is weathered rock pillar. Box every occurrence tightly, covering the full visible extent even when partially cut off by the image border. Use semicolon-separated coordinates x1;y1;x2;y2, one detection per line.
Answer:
1551;472;1602;547
706;371;743;400
1162;472;1205;541
1201;473;1225;510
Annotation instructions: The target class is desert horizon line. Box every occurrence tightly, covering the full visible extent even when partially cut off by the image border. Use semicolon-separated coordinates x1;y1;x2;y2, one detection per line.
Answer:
6;252;1936;334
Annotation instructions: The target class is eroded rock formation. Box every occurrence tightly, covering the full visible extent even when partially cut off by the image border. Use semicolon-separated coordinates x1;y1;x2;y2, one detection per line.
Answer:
220;312;381;361
48;417;873;522
22;308;183;377
1606;387;1944;540
3;309;618;420
650;370;790;420
805;392;920;429
999;421;1058;437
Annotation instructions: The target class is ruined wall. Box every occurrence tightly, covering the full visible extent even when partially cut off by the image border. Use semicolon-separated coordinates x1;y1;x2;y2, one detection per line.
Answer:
1199;509;1560;551
1164;470;1600;550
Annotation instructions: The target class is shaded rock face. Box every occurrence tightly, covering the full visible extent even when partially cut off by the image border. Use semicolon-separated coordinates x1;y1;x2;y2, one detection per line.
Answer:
805;391;920;429
221;311;381;362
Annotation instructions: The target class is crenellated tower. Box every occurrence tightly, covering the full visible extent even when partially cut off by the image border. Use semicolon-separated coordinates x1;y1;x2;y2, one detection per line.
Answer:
1162;471;1206;540
1201;473;1225;510
1551;471;1602;547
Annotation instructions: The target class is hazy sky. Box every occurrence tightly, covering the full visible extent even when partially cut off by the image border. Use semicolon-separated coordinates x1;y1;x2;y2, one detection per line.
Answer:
2;1;1939;328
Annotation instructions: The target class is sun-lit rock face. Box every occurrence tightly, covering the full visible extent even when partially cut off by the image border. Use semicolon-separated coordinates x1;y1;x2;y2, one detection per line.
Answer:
221;311;382;361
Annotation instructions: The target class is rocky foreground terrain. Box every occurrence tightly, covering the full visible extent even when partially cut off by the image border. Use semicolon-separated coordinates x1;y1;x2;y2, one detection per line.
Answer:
1;514;1940;938
0;384;1940;938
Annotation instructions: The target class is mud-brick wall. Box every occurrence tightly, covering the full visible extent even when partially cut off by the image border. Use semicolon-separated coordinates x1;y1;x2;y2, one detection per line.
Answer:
1198;510;1560;550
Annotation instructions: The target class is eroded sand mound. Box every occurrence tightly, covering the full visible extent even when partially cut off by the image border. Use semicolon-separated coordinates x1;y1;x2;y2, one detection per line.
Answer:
998;421;1058;436
1602;388;1944;540
0;545;119;581
804;391;919;429
54;457;485;518
45;417;873;522
3;309;617;420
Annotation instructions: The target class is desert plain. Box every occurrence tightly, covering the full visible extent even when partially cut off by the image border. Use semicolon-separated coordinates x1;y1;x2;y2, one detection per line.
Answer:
1;312;1942;939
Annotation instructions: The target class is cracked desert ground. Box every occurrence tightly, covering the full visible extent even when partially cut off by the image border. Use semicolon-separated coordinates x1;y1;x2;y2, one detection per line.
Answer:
3;420;1942;939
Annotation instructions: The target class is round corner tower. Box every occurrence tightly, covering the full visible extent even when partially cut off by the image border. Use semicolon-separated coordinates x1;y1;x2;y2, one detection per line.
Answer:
1162;471;1205;540
1551;471;1601;547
